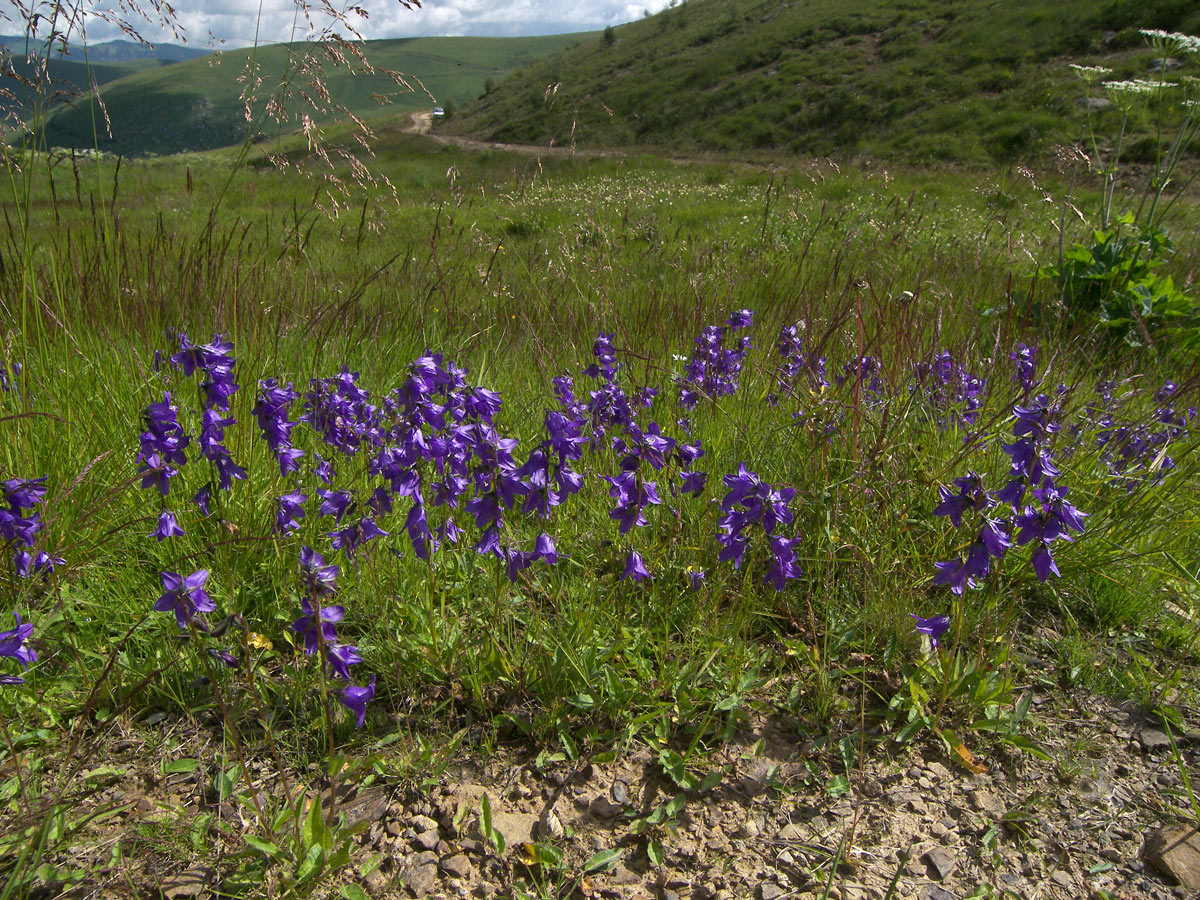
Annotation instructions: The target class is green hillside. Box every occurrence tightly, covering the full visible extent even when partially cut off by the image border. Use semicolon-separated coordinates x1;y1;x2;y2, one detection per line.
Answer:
1;54;154;123
37;34;591;156
442;0;1200;164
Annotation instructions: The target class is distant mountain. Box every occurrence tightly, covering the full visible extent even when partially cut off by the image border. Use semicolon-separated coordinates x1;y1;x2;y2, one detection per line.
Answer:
0;35;209;64
443;0;1200;164
34;33;590;156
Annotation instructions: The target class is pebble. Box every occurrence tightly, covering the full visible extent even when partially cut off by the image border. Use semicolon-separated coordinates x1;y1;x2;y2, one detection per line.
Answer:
441;854;471;880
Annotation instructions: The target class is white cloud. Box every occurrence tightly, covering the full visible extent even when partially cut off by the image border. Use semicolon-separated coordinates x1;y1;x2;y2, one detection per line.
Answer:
0;0;676;47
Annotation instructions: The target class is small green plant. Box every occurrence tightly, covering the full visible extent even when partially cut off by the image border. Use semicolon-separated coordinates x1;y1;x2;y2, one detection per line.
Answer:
891;610;1046;766
1044;31;1200;347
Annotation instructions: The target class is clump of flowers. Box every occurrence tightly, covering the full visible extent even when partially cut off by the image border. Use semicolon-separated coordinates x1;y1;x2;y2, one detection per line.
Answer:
933;391;1087;591
2;475;62;578
716;463;803;591
677;309;754;410
291;547;374;728
0;613;36;685
912;350;986;431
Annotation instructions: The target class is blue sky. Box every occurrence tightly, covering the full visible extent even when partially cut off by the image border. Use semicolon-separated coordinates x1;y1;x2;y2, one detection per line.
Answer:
1;1;675;48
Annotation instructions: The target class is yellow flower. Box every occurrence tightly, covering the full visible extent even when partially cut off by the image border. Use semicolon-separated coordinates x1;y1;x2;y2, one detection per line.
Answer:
248;632;273;651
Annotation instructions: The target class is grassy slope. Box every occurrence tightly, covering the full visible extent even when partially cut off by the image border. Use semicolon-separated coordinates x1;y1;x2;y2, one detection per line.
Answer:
443;0;1200;164
37;34;593;156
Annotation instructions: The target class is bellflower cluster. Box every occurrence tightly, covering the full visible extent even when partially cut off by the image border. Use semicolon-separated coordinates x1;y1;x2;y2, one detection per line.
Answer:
1010;343;1039;393
770;323;828;406
172;333;245;499
836;355;887;401
582;333;637;448
302;367;380;457
254;379;304;476
135;393;189;497
291;547;373;728
0;612;36;685
1095;380;1194;492
934;391;1086;590
913;350;986;430
2;476;62;578
0;355;21;395
677;309;754;410
716;463;803;591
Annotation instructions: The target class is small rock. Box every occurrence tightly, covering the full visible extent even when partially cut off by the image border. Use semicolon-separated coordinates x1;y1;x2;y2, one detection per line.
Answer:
364;870;389;893
441;854;471;879
778;823;804;841
920;888;956;900
405;863;438;896
922;846;957;881
611;780;630;804
1139;728;1171;753
415;830;440;851
760;885;786;900
1051;870;1074;889
1145;826;1200;889
611;863;641;885
412;814;440;833
537;807;564;840
590;795;623;819
161;867;214;899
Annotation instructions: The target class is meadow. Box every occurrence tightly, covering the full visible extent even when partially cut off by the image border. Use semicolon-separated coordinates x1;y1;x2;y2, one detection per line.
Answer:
2;66;1200;900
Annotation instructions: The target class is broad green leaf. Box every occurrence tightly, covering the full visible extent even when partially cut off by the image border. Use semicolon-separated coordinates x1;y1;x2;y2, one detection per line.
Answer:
582;848;623;873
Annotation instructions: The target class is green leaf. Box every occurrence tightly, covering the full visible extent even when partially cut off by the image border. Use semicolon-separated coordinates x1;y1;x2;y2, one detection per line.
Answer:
480;793;492;843
647;840;664;867
243;835;281;859
295;843;324;883
302;795;324;849
163;758;200;774
339;886;369;900
825;775;850;798
1001;733;1051;761
582;848;623;874
699;769;723;792
215;765;242;801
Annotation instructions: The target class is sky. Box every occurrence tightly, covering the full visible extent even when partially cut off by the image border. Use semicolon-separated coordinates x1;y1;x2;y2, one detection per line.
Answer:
1;1;676;47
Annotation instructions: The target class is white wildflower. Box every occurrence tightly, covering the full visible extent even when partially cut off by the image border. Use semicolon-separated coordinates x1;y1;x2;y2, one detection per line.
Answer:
1139;29;1200;55
1070;64;1112;84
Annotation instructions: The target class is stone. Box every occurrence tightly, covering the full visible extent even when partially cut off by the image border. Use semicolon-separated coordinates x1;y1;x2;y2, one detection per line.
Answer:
760;885;786;900
610;863;641;885
1145;827;1200;889
489;809;534;850
611;780;630;804
589;794;623;819
922;846;957;881
441;854;471;879
537;807;564;840
415;829;440;851
777;823;804;841
920;888;956;900
737;817;762;839
1139;728;1172;753
412;814;440;833
405;863;439;897
161;867;215;899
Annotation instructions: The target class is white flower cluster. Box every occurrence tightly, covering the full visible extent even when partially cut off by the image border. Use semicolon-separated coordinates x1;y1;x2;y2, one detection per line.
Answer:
1070;64;1113;84
1139;29;1200;55
1103;79;1173;96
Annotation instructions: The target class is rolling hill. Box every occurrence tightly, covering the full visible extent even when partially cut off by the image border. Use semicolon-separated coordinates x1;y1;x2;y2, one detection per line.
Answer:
35;34;591;156
441;0;1200;164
